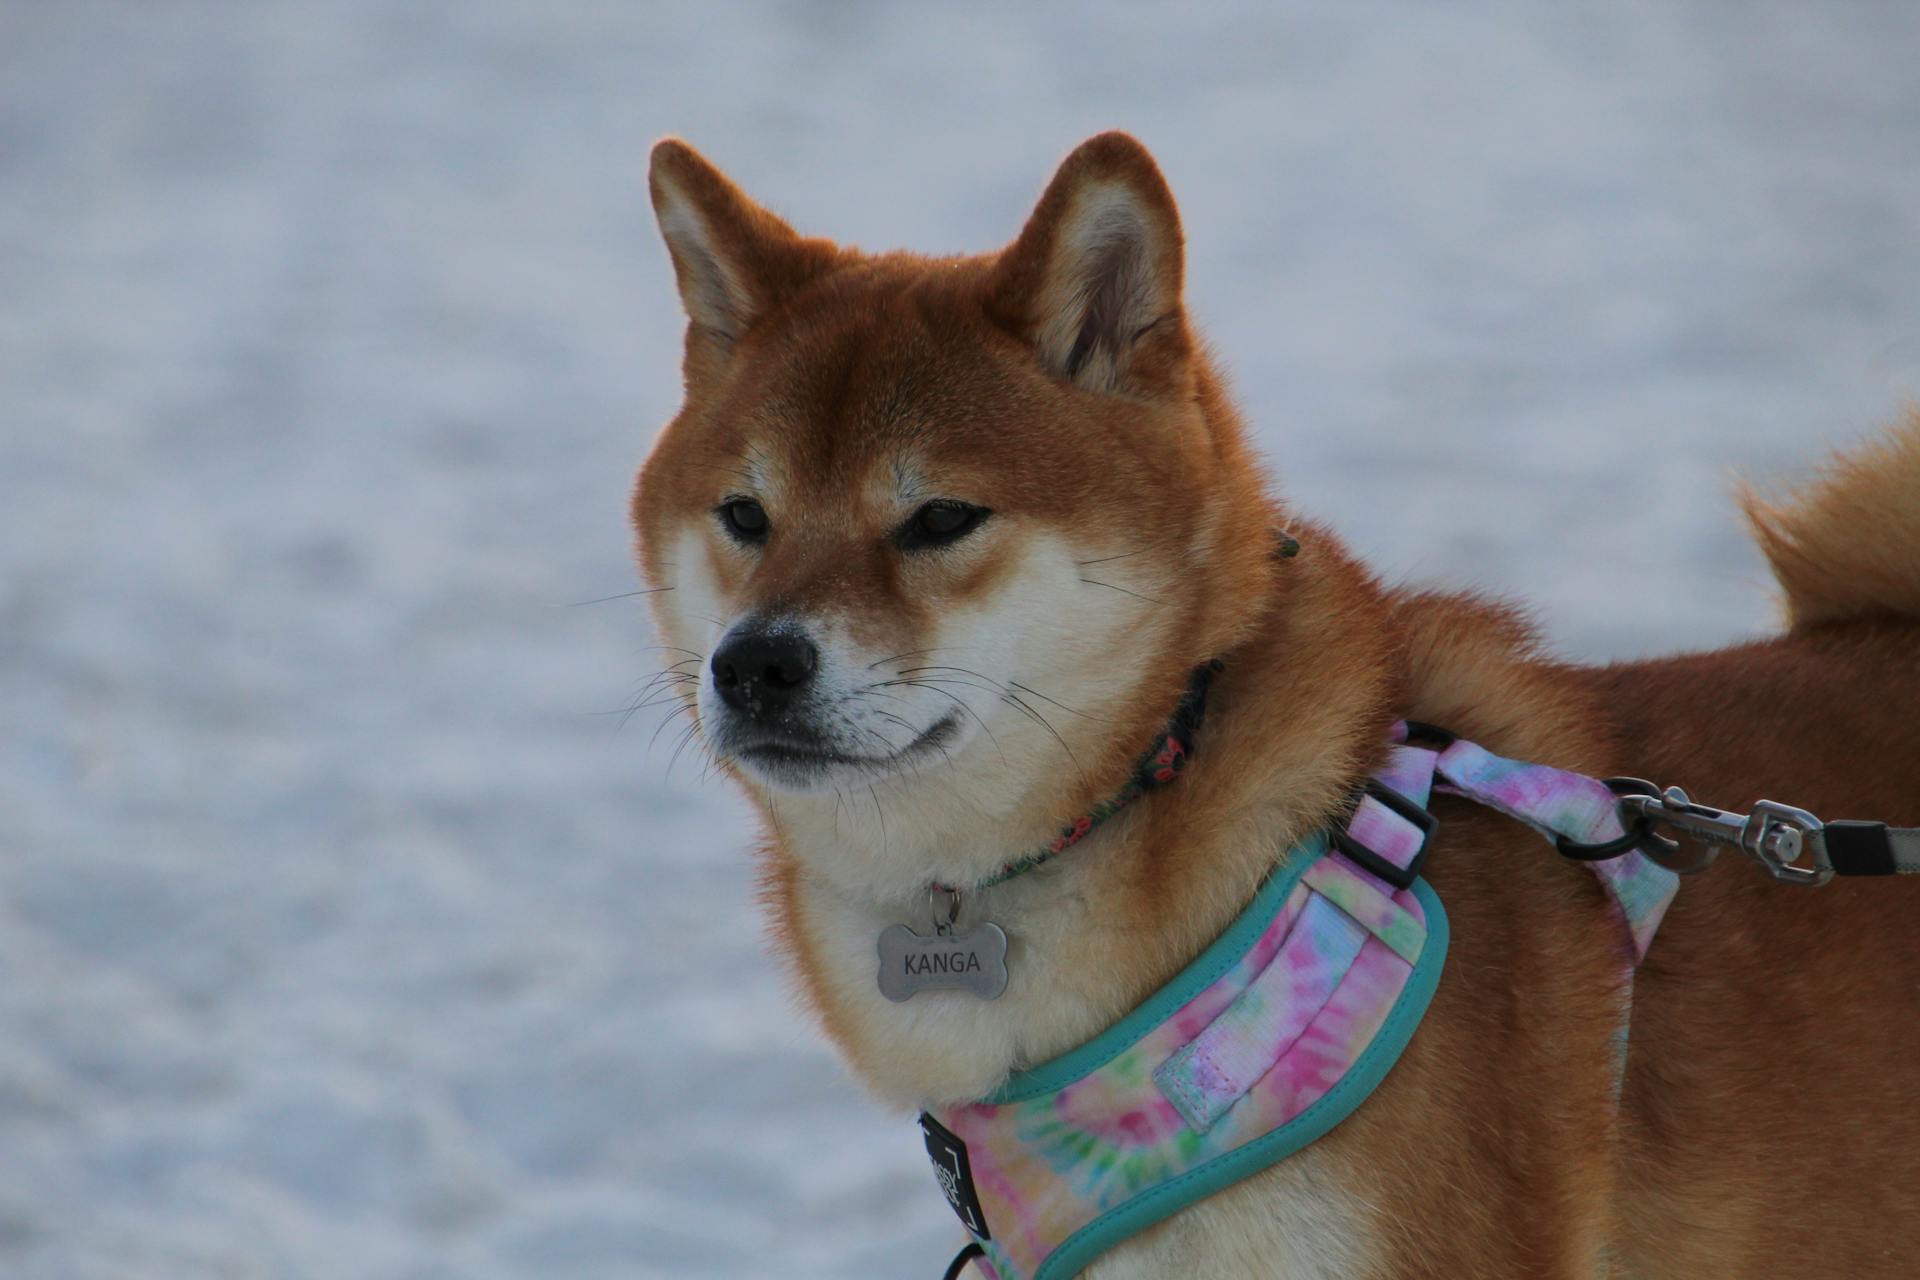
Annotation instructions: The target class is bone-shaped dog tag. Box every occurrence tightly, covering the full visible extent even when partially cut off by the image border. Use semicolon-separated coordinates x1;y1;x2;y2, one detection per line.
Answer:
877;922;1009;1002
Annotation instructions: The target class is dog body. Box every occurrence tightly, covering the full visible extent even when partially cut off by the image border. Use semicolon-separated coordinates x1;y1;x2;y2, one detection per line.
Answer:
633;133;1920;1276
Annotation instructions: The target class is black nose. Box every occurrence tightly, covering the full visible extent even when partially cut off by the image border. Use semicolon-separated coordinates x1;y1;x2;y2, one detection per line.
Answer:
711;627;819;717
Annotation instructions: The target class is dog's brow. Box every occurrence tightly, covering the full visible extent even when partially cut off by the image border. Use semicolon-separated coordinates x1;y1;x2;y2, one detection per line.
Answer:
890;454;930;505
712;437;775;496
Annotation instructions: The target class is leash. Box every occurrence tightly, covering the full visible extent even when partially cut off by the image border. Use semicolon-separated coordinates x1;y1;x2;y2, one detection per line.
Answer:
1398;723;1920;889
1603;779;1920;887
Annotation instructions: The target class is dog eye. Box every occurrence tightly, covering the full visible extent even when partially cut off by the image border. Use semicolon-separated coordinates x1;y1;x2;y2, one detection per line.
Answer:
717;498;769;544
898;501;989;550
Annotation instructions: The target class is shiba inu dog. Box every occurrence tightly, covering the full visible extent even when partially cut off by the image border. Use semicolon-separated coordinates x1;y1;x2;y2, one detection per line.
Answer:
631;132;1920;1277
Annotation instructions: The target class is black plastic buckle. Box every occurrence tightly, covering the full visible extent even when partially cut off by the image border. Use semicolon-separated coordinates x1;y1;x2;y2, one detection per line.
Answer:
1400;721;1457;750
1333;780;1439;890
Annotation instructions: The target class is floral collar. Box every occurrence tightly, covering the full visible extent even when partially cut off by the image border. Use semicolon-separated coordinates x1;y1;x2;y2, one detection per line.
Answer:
933;660;1221;896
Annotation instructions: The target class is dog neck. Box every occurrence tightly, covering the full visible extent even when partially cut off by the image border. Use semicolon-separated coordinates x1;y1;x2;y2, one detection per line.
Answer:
757;528;1404;1107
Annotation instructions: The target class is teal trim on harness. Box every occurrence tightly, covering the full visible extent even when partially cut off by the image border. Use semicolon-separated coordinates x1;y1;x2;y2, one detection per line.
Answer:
1033;872;1447;1279
985;830;1331;1106
989;862;1447;1279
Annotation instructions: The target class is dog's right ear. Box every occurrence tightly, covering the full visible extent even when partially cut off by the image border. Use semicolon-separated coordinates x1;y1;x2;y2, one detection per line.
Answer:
648;140;833;353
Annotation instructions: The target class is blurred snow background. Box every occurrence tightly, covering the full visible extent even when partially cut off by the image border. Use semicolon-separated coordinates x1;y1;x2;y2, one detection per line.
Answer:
2;2;1918;1276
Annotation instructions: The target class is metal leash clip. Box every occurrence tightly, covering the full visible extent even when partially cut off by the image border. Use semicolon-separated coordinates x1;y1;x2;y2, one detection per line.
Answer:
1611;780;1833;886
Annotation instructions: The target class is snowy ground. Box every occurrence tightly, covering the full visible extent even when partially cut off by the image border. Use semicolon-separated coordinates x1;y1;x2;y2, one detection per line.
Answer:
3;3;1918;1276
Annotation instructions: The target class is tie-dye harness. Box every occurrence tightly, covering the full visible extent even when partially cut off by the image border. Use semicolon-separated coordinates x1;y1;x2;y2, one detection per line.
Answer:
923;726;1681;1280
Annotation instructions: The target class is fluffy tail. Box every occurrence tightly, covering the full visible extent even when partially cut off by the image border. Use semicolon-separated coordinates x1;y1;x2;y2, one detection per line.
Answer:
1742;406;1920;628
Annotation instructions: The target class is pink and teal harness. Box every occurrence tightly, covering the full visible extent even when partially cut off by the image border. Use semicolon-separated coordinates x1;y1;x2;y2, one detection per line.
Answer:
921;724;1681;1280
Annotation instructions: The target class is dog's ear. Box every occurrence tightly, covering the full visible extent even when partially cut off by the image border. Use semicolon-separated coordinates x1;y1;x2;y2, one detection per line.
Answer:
987;132;1189;395
648;139;834;352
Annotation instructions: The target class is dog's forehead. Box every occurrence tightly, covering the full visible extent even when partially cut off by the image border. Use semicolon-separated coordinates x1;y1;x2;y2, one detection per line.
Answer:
726;293;1022;505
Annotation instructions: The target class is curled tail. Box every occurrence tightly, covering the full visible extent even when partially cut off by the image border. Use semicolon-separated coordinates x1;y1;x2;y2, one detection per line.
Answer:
1742;407;1920;628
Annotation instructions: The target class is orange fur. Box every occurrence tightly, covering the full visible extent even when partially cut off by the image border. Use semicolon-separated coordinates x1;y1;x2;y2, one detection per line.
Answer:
633;134;1920;1277
1742;407;1920;628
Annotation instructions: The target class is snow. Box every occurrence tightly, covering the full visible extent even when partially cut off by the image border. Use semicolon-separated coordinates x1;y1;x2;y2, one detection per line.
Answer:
2;2;1918;1275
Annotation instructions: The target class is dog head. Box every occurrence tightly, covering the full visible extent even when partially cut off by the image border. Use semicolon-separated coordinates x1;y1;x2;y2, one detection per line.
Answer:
633;134;1275;865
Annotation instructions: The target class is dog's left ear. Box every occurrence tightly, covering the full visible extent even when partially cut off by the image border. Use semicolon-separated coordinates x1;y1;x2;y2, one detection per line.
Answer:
987;132;1189;395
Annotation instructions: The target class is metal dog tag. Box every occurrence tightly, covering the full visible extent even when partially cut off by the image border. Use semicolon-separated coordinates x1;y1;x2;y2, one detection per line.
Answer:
877;922;1009;1002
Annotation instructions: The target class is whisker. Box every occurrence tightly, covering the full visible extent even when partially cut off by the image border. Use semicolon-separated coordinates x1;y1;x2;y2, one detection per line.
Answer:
592;690;688;722
884;679;1006;764
665;720;706;780
1006;680;1112;723
868;709;922;740
877;674;1007;700
1078;576;1164;605
646;701;696;756
893;664;1010;688
892;665;1106;722
995;690;1081;779
868;784;889;852
637;644;705;661
896;668;1082;777
634;662;699;686
858;703;967;773
565;586;676;607
893;677;1070;774
1074;530;1195;567
624;672;699;716
631;695;688;736
608;686;698;721
866;646;972;671
633;664;700;695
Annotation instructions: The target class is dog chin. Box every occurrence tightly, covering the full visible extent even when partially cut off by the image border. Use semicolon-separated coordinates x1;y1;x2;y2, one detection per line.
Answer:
720;713;962;793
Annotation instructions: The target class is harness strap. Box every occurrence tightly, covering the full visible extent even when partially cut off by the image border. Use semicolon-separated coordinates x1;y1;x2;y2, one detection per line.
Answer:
1380;726;1680;964
1154;892;1373;1133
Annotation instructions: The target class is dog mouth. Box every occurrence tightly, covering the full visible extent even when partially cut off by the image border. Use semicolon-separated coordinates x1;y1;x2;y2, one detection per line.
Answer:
728;712;961;785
